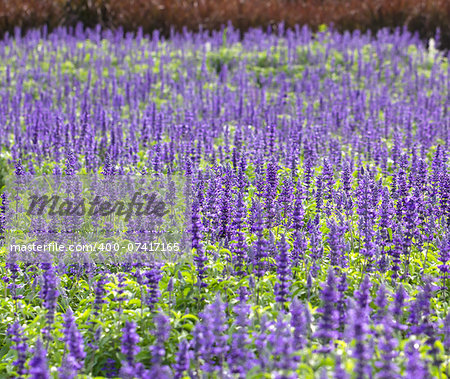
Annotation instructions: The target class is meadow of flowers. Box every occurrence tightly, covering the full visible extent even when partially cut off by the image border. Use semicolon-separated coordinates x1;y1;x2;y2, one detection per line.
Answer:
0;24;449;378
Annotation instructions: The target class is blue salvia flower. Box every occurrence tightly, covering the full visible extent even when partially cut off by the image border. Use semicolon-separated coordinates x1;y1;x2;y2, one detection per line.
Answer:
355;275;371;310
114;272;127;312
355;170;376;267
231;190;247;274
308;218;323;277
292;230;307;267
268;313;297;372
291;185;304;232
252;200;267;278
372;284;387;324
93;275;107;315
322;159;334;215
53;164;62;176
410;279;439;365
218;174;232;240
191;199;207;286
275;234;291;305
192;295;228;373
341;161;352;196
0;192;7;215
390;284;408;332
167;277;174;293
303;157;313;197
148;363;171;378
306;271;313;300
237;153;248;191
14;160;26;176
443;311;450;352
378;189;393;269
121;321;140;365
315;174;323;213
39;263;59;338
227;291;255;377
314;268;338;352
64;150;77;176
290;298;307;350
28;161;35;175
327;218;346;267
336;272;348;338
351;277;372;378
203;174;221;238
346;298;370;379
264;158;278;228
150;313;171;365
405;341;430;378
102;358;118;378
102;152;115;176
248;198;259;233
144;265;162;309
0;193;7;247
334;355;349;379
408;278;434;336
279;176;294;222
438;171;450;223
6;247;20;302
7;321;28;378
120;362;142;379
375;316;399;379
173;340;192;379
390;228;404;280
29;339;50;379
438;237;450;289
59;355;78;379
62;309;86;371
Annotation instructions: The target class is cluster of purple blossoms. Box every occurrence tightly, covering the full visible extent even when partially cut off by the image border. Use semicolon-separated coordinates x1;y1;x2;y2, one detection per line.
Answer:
7;322;28;377
59;309;86;378
1;21;449;379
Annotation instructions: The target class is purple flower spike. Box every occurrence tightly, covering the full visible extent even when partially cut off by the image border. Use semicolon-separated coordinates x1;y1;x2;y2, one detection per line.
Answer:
29;339;50;379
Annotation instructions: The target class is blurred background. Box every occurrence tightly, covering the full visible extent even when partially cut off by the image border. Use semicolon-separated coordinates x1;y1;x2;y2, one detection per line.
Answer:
0;0;448;49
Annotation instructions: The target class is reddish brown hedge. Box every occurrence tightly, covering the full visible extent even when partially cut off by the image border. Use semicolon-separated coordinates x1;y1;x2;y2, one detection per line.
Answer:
0;0;449;49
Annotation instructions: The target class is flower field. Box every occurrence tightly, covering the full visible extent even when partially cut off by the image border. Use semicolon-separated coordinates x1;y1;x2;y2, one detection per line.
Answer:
0;24;450;378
